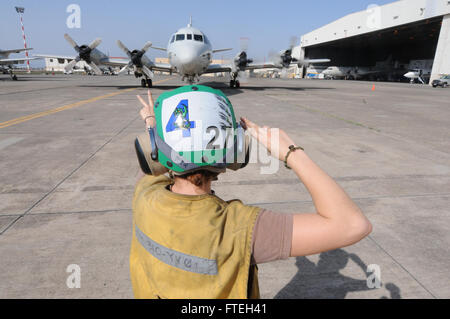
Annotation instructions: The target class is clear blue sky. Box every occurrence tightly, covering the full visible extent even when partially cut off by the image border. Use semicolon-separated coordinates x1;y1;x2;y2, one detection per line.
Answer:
1;0;395;66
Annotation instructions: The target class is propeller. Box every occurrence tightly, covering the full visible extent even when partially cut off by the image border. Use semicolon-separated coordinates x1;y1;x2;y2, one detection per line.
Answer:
233;37;253;72
117;40;153;79
269;36;300;69
64;34;103;75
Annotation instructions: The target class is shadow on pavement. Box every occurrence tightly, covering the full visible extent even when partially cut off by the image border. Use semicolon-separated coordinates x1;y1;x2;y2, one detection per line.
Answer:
197;81;336;97
77;80;336;94
274;249;402;299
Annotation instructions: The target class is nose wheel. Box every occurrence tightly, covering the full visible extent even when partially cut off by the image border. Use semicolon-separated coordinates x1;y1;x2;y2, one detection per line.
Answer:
140;78;153;88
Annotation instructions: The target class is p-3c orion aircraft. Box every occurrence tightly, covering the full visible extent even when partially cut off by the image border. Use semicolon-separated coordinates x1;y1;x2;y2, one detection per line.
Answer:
37;19;330;88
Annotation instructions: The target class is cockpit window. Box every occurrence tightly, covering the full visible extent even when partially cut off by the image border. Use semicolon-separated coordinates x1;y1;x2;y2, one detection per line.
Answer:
170;35;175;43
194;34;203;42
176;34;185;41
187;34;192;40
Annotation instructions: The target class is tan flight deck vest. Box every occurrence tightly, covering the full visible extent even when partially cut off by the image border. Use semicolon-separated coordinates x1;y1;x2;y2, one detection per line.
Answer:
130;175;261;299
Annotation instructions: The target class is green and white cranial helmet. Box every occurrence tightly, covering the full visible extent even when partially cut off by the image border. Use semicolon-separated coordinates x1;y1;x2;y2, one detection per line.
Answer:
140;85;249;176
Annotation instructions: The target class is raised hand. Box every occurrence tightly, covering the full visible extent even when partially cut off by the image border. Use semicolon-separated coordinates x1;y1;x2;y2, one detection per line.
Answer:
137;89;156;128
240;117;297;162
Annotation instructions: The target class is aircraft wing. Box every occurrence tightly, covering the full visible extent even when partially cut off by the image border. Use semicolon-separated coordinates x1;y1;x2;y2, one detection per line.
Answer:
150;46;167;52
97;58;173;73
34;54;77;61
203;64;233;74
103;58;174;73
146;62;174;73
204;62;282;74
242;58;331;70
0;57;39;65
35;55;129;67
204;57;332;75
300;59;331;65
98;57;129;67
244;62;281;70
212;48;233;54
0;48;33;55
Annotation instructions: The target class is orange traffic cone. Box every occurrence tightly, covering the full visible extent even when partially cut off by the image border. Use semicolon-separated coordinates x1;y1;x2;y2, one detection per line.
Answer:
372;84;375;91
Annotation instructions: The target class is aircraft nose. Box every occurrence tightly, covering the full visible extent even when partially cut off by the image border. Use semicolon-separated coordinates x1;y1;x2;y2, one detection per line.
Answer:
404;72;414;78
178;48;198;66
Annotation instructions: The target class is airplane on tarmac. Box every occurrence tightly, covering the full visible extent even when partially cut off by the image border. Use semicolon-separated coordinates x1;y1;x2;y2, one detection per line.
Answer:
322;66;380;80
37;19;330;88
403;68;431;84
0;48;38;80
321;56;406;81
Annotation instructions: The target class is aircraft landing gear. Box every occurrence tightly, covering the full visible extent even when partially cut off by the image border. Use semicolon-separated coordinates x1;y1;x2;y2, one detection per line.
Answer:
230;72;241;88
8;69;18;81
229;79;240;88
140;77;153;88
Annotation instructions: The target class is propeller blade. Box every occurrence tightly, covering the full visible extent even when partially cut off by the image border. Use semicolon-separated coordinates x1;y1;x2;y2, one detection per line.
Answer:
141;41;153;53
240;37;249;52
289;36;298;50
118;61;133;75
142;65;154;79
117;40;132;58
268;50;282;67
64;34;80;52
64;57;80;72
88;38;102;50
88;62;103;75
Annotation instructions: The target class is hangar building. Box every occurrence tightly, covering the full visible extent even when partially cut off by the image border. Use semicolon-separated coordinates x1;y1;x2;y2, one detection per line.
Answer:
295;0;450;84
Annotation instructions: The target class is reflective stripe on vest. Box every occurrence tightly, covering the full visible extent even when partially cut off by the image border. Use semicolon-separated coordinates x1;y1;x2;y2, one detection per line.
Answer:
135;224;218;275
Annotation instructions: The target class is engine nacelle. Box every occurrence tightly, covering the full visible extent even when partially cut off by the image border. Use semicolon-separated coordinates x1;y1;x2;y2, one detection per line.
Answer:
233;51;253;71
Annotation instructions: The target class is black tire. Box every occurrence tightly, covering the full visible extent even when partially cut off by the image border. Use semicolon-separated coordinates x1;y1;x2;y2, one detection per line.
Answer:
12;75;18;81
443;83;448;88
230;80;235;88
141;79;147;88
235;80;240;88
146;79;152;88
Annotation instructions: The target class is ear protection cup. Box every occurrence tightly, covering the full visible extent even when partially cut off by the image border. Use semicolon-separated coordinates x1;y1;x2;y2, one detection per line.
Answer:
240;132;251;170
135;132;169;176
226;125;251;171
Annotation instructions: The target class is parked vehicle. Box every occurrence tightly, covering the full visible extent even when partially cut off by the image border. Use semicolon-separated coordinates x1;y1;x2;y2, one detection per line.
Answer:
432;75;450;88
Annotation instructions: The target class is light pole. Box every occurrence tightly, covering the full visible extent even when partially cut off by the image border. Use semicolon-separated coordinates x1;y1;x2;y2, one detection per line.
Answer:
15;6;31;73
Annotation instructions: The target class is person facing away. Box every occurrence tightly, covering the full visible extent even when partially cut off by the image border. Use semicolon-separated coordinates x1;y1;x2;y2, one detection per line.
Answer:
130;86;372;299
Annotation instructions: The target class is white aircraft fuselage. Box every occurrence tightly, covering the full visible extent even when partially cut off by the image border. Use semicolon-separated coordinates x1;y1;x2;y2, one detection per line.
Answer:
404;68;431;84
167;25;213;80
323;66;373;79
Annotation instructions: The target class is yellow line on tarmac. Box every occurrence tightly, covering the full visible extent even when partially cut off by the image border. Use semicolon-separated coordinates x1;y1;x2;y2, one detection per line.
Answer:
0;77;173;129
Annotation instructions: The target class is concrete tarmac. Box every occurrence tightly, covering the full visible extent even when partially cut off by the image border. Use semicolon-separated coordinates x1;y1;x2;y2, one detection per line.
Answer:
0;74;449;298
